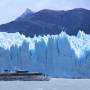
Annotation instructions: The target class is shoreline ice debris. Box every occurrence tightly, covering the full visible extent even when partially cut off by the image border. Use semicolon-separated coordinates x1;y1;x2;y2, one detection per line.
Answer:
0;31;90;77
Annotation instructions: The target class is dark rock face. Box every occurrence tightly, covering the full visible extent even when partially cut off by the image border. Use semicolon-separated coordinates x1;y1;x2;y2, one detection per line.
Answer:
0;8;90;37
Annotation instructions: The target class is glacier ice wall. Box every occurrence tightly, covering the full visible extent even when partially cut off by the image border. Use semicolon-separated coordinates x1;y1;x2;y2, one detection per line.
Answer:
0;31;90;78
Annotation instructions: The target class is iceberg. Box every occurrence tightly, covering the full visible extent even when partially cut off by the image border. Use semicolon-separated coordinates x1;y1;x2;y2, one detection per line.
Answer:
0;31;90;78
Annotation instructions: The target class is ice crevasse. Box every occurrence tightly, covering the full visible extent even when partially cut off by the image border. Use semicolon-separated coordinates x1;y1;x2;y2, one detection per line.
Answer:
0;31;90;78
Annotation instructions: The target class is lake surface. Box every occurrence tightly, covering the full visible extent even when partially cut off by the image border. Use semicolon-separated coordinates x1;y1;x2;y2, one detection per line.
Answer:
0;78;90;90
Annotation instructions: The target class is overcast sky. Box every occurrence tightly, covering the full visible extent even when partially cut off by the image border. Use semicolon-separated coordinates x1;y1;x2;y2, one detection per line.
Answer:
0;0;90;24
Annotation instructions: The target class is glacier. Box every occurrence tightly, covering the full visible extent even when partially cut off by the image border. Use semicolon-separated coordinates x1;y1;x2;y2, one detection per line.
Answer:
0;31;90;78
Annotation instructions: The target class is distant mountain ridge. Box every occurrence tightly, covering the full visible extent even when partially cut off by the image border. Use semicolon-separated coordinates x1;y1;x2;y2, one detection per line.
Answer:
0;8;90;37
16;8;34;21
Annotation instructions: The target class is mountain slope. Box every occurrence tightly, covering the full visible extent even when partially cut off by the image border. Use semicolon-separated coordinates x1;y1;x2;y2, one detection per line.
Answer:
16;8;34;21
0;8;90;37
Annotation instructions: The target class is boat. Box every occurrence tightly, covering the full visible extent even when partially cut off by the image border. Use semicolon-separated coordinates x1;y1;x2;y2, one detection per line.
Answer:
0;70;49;81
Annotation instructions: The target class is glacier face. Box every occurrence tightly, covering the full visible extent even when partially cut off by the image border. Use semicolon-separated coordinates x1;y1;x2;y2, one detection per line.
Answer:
0;31;90;77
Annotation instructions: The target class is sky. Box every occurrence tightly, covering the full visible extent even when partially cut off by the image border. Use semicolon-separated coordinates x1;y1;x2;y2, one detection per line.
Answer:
0;0;90;24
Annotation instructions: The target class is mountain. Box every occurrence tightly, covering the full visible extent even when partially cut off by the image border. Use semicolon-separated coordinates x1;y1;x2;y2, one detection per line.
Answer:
0;8;90;37
0;31;90;77
16;8;34;21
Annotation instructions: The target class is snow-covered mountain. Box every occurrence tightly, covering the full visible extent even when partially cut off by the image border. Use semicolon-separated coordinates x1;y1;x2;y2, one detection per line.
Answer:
0;31;90;78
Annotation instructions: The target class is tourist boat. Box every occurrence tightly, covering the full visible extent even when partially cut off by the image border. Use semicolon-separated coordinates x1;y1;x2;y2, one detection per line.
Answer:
0;70;49;81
